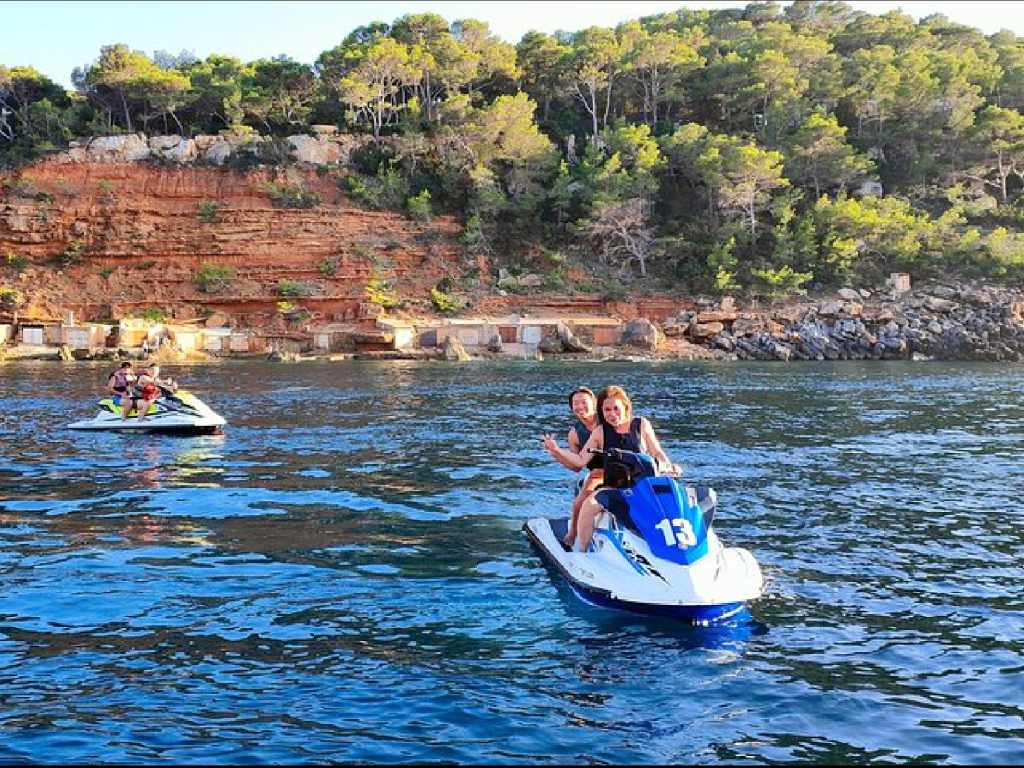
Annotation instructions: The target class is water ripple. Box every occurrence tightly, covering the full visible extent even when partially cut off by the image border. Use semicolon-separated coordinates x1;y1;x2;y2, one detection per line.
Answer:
1;360;1023;763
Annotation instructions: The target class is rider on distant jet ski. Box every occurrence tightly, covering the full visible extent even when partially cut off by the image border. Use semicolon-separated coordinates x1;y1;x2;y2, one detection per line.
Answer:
106;361;138;420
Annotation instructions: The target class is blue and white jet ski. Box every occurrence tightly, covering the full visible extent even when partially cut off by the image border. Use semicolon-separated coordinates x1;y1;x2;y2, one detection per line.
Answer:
524;448;763;625
67;386;226;435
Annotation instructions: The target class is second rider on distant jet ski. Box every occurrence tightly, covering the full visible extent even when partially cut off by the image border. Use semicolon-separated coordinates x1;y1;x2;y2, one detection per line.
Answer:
133;362;179;422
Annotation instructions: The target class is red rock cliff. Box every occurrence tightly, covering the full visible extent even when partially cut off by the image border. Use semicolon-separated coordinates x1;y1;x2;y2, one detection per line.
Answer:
0;160;475;327
1;158;692;331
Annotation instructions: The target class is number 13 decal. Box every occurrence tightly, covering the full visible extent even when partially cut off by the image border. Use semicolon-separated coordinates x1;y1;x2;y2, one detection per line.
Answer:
655;517;697;548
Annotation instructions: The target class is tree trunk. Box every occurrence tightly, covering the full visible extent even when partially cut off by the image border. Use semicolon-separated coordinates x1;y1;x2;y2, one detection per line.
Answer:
121;94;133;132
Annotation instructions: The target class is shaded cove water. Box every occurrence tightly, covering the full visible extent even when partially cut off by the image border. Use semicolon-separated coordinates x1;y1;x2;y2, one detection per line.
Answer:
1;359;1023;765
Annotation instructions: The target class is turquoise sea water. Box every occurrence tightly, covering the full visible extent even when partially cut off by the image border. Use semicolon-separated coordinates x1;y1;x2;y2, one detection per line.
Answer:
1;359;1022;764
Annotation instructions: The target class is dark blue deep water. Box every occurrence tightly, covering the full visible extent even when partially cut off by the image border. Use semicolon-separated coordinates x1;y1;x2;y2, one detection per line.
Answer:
1;359;1023;764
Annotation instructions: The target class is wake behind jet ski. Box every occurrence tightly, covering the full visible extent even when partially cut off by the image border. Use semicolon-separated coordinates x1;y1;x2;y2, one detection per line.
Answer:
524;448;763;624
67;384;226;435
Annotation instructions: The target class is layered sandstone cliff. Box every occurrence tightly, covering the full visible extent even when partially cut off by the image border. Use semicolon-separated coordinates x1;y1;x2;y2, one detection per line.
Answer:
0;159;476;328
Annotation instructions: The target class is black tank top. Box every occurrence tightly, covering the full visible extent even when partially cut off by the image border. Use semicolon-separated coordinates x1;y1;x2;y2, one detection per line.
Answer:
600;418;645;489
602;418;643;453
573;421;603;469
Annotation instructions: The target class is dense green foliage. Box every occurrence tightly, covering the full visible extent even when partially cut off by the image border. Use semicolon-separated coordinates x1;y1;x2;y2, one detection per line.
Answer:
4;1;1024;293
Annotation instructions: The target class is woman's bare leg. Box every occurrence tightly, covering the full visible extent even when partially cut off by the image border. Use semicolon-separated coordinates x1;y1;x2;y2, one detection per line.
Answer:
563;489;586;547
564;471;603;547
576;494;605;553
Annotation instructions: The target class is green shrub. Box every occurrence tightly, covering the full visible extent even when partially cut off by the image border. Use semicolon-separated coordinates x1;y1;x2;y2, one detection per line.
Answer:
6;177;50;199
317;255;339;276
497;277;529;294
339;168;409;211
59;239;84;268
460;213;485;248
5;251;26;270
96;179;118;203
261;180;321;209
600;280;628;302
349;142;394;175
542;267;568;290
406;190;433;221
983;227;1024;284
749;265;813;297
365;276;400;308
225;151;263;171
276;279;313;297
195;262;233;293
430;285;461;315
197;199;221;223
708;237;740;294
0;286;24;310
275;301;311;323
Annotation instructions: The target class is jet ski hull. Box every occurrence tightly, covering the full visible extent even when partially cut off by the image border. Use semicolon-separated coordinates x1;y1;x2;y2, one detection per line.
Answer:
523;515;762;625
66;415;225;435
67;390;226;435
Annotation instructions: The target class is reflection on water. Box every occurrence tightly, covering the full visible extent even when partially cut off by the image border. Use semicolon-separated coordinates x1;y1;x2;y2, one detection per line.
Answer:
1;359;1023;764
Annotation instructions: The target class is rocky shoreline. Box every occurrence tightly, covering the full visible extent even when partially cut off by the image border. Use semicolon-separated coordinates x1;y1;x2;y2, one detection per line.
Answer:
4;279;1024;365
475;278;1024;364
459;278;1024;363
671;280;1024;363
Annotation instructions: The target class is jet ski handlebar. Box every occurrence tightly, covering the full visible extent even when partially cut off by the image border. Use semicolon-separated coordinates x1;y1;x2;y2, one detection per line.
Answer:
591;448;682;479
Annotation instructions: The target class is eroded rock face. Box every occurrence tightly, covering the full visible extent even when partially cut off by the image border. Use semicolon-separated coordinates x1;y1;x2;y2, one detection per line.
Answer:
0;159;468;328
